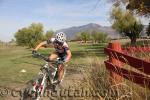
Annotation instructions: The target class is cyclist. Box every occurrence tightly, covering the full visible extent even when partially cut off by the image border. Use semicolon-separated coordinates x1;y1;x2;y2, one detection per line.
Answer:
33;32;72;84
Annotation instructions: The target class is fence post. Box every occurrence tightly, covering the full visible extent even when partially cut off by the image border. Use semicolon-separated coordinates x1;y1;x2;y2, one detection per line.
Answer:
108;41;123;85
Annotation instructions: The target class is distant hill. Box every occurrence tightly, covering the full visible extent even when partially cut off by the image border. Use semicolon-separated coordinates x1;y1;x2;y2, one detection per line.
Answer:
56;23;121;40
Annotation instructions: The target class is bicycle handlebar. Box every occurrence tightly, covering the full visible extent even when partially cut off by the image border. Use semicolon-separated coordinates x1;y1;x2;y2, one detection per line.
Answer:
32;51;64;64
32;51;50;62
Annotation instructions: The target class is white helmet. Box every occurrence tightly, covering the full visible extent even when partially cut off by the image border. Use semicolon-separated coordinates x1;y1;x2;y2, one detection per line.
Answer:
55;32;66;43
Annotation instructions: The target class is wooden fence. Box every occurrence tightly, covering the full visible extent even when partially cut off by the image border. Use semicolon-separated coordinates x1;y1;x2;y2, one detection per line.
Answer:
104;41;150;89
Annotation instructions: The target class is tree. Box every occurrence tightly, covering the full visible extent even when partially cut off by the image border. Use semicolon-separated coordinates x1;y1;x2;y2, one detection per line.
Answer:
91;31;108;43
91;31;97;43
111;0;150;16
99;32;109;43
15;27;29;46
146;23;150;36
78;31;90;43
15;23;44;48
44;30;54;40
28;23;44;48
110;7;143;45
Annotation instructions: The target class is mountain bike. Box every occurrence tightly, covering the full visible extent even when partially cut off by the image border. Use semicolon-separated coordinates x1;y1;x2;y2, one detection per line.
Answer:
21;51;65;100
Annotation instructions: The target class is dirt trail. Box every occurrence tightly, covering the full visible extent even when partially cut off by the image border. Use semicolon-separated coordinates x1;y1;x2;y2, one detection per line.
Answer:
3;64;95;100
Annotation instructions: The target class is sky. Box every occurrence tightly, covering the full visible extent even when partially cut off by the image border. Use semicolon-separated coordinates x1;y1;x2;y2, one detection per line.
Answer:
0;0;149;42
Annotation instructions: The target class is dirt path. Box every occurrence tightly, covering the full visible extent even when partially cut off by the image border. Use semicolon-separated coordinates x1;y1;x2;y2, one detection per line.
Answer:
3;64;100;100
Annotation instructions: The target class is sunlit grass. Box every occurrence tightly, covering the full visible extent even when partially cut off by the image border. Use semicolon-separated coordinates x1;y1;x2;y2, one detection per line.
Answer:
0;40;150;99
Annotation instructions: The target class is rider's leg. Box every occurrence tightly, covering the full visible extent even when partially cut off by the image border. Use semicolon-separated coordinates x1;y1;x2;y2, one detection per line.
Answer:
48;52;59;84
58;64;64;82
49;52;58;62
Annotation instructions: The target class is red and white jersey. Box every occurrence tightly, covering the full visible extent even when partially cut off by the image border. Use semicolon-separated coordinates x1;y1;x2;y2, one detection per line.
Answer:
47;38;69;54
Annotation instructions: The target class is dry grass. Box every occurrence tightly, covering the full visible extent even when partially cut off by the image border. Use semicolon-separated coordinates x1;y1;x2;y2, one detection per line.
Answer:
80;56;150;100
0;41;150;100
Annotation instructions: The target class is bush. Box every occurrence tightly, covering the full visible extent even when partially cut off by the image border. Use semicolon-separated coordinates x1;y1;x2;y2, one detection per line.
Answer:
15;23;45;48
91;31;109;43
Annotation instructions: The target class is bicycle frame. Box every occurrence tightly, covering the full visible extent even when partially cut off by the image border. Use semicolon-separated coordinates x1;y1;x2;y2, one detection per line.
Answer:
21;52;65;100
30;52;64;99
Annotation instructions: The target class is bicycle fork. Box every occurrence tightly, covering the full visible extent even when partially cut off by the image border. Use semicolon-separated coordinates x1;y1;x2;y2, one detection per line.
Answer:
32;73;47;98
38;74;47;96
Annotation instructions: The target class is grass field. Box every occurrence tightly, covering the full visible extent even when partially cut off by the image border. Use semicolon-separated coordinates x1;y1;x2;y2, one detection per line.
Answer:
0;46;40;87
0;40;150;100
0;42;107;87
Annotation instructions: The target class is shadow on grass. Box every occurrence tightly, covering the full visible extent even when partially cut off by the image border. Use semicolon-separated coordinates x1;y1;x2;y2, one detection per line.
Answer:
71;43;107;59
71;51;106;59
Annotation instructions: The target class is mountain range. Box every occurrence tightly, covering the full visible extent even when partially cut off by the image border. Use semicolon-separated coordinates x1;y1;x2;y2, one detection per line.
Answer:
56;23;149;40
56;23;121;40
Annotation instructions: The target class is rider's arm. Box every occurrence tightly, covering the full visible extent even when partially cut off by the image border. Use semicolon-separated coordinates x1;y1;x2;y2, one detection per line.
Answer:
65;50;72;63
34;41;47;51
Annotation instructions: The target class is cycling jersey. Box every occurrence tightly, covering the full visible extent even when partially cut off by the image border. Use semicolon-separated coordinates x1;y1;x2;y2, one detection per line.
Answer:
47;38;69;59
